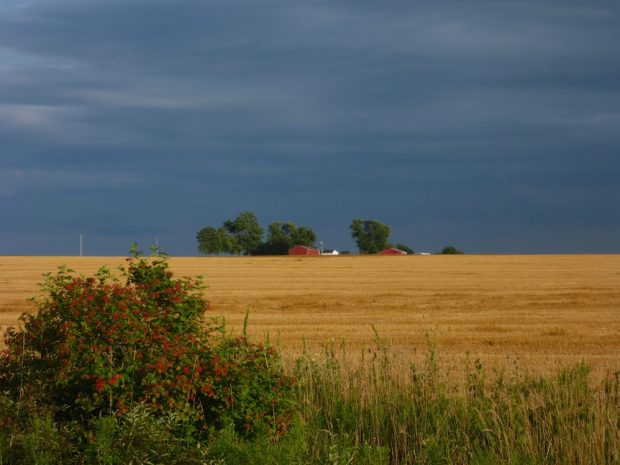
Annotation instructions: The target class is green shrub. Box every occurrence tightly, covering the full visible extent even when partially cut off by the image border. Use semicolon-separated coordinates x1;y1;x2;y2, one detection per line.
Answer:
85;403;207;464
438;246;463;255
0;246;294;444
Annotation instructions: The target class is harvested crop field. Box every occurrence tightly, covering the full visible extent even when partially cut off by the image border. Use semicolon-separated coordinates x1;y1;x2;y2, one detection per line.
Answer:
1;254;619;378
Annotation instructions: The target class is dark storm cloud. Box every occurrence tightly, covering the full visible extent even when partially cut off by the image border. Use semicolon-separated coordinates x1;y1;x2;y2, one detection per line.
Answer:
1;0;619;254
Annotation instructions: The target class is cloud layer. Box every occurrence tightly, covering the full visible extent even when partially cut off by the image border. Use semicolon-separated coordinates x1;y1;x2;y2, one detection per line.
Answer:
1;0;619;254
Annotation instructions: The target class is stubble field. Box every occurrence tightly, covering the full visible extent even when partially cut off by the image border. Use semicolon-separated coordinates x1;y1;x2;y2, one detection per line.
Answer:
1;254;619;378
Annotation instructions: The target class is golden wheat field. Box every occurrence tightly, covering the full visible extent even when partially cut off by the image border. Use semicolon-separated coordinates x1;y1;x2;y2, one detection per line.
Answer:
1;254;619;378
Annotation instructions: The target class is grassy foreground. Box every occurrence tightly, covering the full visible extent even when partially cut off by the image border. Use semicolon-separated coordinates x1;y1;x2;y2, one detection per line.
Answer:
1;341;618;465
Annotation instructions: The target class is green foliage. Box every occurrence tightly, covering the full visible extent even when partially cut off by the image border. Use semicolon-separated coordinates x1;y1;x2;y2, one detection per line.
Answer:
197;227;232;256
0;394;80;464
204;423;308;465
0;398;206;464
350;219;391;254
0;247;294;449
1;340;618;464
209;337;295;437
292;226;317;248
257;222;317;255
197;214;318;256
85;403;207;464
223;212;264;256
439;246;464;255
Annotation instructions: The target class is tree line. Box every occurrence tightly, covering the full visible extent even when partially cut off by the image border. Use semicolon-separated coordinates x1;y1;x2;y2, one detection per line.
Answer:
196;212;316;256
197;212;460;255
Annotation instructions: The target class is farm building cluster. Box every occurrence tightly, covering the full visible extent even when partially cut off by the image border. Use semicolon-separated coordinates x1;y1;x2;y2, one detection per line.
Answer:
288;245;408;256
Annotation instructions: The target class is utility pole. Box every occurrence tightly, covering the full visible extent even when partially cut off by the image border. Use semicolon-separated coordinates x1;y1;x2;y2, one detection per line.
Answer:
80;233;83;257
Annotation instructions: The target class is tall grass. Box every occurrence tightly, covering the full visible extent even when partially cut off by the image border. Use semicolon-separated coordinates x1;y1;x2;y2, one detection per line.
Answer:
292;338;620;465
1;340;618;464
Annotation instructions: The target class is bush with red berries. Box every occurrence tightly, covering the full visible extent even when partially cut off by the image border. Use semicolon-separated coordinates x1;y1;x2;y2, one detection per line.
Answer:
0;246;294;441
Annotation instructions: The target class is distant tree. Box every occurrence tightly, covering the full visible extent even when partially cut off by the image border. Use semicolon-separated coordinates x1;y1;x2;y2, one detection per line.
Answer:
257;222;290;255
197;227;232;255
439;245;464;255
350;219;390;254
217;228;236;255
394;243;415;254
257;221;317;255
223;211;264;256
292;226;316;247
197;226;220;255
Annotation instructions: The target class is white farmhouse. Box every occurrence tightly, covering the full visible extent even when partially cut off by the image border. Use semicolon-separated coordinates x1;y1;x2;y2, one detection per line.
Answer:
321;249;339;255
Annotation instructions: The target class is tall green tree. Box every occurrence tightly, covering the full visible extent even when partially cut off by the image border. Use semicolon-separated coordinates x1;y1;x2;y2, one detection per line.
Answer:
292;226;317;247
223;211;264;256
350;219;390;254
258;221;317;255
264;221;293;255
196;226;231;255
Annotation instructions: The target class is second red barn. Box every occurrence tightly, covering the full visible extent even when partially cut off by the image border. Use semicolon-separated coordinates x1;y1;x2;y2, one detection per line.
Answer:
288;245;321;256
378;247;408;256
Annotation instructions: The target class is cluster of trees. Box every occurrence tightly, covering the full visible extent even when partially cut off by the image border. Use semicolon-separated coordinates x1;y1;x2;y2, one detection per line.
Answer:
197;212;316;256
197;213;460;256
259;221;316;255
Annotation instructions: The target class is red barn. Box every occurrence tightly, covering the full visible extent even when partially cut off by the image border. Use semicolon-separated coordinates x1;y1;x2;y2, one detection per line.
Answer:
288;245;321;256
378;247;407;256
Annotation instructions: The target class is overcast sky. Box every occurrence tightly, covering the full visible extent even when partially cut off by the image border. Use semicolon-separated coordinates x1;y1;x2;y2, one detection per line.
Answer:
1;0;619;255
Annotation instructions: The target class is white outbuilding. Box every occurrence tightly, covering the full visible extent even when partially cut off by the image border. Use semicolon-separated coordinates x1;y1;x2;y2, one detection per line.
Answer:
321;249;339;255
